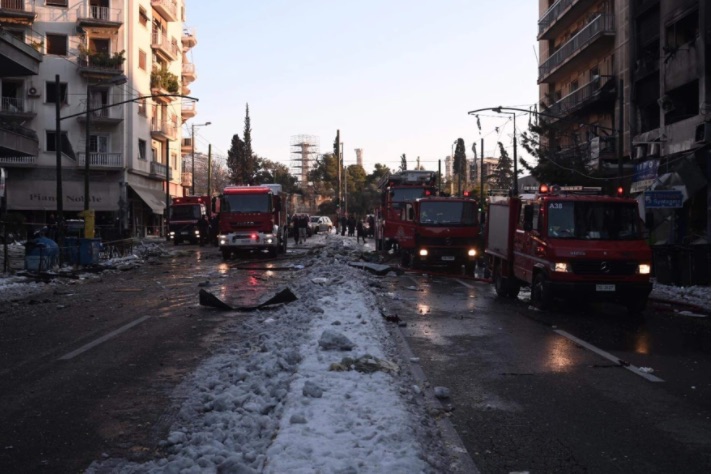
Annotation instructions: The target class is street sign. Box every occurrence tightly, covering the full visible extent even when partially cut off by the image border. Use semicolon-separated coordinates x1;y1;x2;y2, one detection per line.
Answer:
644;190;683;208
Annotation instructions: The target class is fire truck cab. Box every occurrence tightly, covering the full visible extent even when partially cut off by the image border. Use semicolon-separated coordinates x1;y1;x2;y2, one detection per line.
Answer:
486;184;653;315
168;195;210;245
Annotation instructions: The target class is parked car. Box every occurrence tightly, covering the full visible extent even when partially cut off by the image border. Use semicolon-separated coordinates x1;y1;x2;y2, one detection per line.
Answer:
309;216;333;234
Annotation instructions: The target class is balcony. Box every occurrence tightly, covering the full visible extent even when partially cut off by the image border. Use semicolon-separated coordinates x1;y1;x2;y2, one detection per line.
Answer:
546;76;617;119
77;152;123;169
537;0;589;40
77;5;122;29
181;101;196;119
150;68;179;103
182;28;197;49
0;122;37;156
150;160;168;178
151;120;177;141
182;62;196;82
76;103;124;125
151;30;179;61
181;136;192;153
0;28;42;76
78;50;125;79
538;14;615;84
0;154;36;166
0;96;35;120
181;171;192;187
0;0;36;25
151;0;178;22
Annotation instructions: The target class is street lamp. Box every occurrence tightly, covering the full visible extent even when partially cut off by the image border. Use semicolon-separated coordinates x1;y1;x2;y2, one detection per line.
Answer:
191;121;211;195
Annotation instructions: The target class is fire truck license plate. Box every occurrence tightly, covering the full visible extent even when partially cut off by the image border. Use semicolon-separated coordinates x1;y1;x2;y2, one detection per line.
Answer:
596;284;615;292
181;231;188;235
441;256;455;261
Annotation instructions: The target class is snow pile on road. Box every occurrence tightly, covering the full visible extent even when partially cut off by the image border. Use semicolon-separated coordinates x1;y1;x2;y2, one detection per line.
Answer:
87;238;452;473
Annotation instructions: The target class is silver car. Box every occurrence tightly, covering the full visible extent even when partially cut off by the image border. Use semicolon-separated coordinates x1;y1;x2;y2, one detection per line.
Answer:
309;216;333;234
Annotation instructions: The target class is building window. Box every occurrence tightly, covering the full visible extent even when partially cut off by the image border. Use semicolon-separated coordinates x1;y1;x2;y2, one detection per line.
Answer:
152;147;158;162
139;6;149;27
46;131;76;160
569;80;579;94
139;49;147;70
137;97;147;116
46;81;68;104
138;139;147;160
46;0;68;6
46;34;67;56
171;153;177;169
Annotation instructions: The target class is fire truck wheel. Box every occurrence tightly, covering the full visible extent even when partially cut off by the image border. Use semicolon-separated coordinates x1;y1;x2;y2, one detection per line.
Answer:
173;238;179;246
493;262;509;298
507;282;521;298
531;273;551;310
221;249;231;260
268;247;277;258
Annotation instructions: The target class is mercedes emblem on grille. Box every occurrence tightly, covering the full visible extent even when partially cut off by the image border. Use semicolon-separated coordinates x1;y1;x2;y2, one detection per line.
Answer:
600;261;610;273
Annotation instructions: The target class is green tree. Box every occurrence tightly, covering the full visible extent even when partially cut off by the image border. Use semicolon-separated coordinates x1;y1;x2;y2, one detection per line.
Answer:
488;142;514;191
399;154;407;171
226;134;245;184
242;103;256;183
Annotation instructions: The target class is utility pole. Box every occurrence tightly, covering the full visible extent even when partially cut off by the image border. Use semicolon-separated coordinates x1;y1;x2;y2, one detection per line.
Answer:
207;144;212;197
165;139;170;238
54;75;63;227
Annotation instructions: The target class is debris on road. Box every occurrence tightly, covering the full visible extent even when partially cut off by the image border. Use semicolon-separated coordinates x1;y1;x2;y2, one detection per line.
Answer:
198;287;298;312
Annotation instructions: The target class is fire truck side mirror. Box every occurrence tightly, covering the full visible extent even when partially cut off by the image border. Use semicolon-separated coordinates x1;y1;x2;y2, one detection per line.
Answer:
523;205;534;232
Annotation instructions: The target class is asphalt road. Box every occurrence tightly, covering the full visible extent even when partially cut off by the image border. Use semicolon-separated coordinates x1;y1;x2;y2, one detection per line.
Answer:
379;270;710;473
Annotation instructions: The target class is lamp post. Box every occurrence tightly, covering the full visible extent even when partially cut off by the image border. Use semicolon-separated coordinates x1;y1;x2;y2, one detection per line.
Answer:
191;121;211;195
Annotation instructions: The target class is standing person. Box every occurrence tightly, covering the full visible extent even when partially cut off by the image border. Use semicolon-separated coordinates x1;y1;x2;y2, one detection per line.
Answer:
292;214;299;245
368;214;375;238
298;214;308;244
197;214;210;246
356;217;366;244
347;215;356;237
209;213;219;246
340;215;347;236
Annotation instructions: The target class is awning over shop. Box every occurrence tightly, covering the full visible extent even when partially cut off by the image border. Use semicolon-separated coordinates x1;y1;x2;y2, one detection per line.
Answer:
6;178;119;211
128;183;166;215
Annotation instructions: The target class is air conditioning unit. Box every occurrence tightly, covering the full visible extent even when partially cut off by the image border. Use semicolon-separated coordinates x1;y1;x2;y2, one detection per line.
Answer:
634;145;647;160
695;122;710;144
648;143;660;157
27;86;40;97
657;95;675;113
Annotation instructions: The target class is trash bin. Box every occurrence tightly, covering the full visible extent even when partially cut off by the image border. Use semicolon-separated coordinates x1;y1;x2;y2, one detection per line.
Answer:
79;238;101;265
63;236;80;265
25;236;59;272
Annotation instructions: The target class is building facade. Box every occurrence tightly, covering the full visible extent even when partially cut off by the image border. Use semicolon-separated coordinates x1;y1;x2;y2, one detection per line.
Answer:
537;0;710;263
0;0;198;238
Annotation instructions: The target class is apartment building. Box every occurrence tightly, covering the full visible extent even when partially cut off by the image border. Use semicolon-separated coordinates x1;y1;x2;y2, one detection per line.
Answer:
0;0;198;237
537;0;710;250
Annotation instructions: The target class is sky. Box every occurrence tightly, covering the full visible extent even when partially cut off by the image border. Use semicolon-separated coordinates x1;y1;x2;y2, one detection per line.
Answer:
182;0;541;175
3;236;710;472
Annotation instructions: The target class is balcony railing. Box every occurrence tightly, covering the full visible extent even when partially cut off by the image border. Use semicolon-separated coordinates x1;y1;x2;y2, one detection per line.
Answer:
538;0;578;36
546;77;617;117
0;0;36;22
78;51;125;75
151;0;178;22
181;102;196;118
1;96;35;115
539;14;615;82
78;152;123;168
77;103;124;122
182;62;196;81
151;120;177;139
150;161;168;178
0;155;37;166
182;28;197;49
77;5;122;26
151;30;179;60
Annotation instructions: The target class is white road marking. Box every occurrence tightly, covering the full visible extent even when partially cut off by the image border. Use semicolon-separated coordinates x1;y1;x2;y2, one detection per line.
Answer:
554;329;665;383
455;279;474;288
58;316;152;361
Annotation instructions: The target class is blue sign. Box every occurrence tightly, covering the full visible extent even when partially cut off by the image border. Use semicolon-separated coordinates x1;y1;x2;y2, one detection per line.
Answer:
644;190;683;209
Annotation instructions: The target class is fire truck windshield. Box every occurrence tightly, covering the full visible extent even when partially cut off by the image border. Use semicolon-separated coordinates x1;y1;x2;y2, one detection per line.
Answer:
170;205;203;220
547;201;642;240
222;194;272;213
419;201;477;225
391;188;432;206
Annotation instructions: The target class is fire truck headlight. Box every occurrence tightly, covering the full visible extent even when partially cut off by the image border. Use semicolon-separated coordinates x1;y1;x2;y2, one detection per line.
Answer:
266;238;273;244
419;249;428;257
467;249;477;257
219;236;227;246
638;263;651;275
169;231;175;238
194;230;200;236
553;262;571;272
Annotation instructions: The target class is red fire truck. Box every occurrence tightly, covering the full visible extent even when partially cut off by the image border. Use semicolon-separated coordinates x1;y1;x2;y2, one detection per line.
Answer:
374;170;439;252
485;184;653;314
216;184;288;259
168;195;210;245
395;196;481;273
